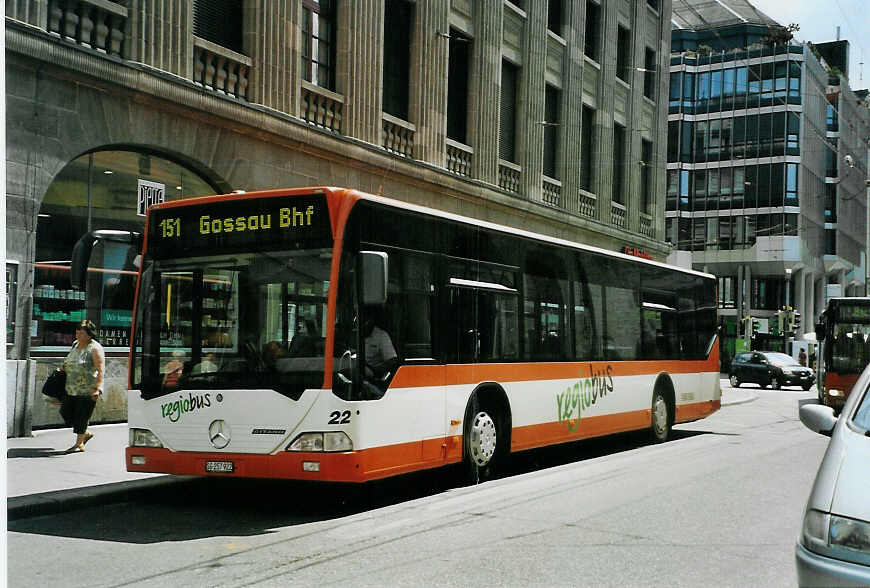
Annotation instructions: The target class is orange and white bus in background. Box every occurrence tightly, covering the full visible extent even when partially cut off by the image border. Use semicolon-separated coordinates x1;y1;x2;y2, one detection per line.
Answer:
75;187;721;483
815;297;870;409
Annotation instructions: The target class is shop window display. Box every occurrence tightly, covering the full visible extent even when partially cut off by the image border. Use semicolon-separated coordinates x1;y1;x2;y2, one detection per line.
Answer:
33;150;217;351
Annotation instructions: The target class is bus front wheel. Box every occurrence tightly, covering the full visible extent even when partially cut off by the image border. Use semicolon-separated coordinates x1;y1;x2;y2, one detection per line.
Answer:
650;389;671;443
463;404;500;484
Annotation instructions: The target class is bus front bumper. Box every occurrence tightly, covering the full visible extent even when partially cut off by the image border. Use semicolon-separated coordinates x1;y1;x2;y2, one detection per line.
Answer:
126;447;366;482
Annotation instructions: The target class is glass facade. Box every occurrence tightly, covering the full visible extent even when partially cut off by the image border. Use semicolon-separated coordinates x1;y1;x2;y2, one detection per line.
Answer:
666;50;804;253
33;150;217;351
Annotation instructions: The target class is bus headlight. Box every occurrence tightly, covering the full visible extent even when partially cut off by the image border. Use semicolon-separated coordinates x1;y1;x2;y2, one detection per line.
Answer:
286;432;353;452
129;428;163;448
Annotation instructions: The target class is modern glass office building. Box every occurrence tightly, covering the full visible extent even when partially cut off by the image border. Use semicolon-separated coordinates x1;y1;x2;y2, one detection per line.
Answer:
667;0;870;367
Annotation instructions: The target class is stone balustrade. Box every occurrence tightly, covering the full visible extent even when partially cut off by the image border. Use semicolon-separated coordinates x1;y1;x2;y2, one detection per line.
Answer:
446;139;473;177
193;36;251;101
639;213;654;238
578;191;597;219
382;114;415;158
301;81;344;133
498;161;521;194
542;177;562;207
611;202;627;228
47;0;127;57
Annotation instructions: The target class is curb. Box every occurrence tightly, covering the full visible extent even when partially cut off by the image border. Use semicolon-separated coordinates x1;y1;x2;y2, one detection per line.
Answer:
7;476;185;521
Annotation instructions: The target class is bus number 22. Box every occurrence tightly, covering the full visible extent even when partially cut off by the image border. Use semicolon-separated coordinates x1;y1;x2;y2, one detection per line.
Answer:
328;410;351;424
159;217;181;238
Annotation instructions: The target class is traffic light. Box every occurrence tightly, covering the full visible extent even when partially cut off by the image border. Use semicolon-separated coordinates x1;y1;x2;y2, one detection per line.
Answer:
792;311;801;335
752;319;760;337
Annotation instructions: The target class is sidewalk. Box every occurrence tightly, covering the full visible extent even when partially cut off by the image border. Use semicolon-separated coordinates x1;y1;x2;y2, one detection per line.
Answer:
5;423;178;520
7;383;756;520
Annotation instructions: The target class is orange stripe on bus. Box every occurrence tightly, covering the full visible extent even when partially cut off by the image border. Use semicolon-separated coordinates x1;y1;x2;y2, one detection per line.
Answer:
390;359;718;389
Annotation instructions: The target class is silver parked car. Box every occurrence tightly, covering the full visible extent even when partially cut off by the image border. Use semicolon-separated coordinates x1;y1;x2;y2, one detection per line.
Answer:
796;362;870;587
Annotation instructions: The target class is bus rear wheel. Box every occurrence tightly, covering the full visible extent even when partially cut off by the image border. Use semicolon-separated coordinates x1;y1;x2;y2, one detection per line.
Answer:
463;405;500;485
650;389;671;443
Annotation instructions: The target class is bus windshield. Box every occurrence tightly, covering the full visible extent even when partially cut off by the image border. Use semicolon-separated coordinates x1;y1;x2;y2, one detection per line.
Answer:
132;248;332;399
830;322;870;374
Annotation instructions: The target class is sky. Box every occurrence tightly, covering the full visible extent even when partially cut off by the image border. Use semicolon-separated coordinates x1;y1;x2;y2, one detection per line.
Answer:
747;0;870;89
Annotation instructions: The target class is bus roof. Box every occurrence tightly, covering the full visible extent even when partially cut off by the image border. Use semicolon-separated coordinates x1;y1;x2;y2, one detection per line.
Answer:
354;190;715;281
150;186;714;281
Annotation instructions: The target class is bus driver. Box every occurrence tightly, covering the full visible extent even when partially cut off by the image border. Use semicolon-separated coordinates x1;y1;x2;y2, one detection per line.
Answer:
363;308;398;397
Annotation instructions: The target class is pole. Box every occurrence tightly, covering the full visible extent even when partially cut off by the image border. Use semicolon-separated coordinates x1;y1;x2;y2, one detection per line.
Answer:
866;140;870;296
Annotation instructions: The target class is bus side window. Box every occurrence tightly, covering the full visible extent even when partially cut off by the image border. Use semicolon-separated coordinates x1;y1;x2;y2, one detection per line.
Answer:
395;253;434;360
523;250;570;361
574;273;602;361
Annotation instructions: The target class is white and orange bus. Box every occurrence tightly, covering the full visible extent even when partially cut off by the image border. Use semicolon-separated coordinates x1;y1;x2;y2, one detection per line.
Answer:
815;297;870;409
75;187;721;483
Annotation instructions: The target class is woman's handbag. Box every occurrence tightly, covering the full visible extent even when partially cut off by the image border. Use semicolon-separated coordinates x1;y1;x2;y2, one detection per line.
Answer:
41;369;67;400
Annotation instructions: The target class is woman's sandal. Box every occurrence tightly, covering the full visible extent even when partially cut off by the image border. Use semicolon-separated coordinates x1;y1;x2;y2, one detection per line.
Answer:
83;432;94;445
66;445;84;453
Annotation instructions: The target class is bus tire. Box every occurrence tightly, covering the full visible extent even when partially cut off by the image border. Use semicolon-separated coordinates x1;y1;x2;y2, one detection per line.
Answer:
650;388;672;443
462;392;505;485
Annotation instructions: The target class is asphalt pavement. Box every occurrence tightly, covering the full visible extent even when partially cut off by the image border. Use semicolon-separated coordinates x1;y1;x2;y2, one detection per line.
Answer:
5;378;758;521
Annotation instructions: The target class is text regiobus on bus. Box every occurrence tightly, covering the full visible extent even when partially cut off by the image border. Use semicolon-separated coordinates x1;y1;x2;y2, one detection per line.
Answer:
72;187;721;483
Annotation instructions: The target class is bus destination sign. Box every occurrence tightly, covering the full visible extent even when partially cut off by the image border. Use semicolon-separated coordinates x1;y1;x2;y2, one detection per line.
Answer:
837;304;870;322
148;194;332;258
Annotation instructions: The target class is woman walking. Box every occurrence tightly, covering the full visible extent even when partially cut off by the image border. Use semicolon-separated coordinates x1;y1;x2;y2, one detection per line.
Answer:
60;320;105;452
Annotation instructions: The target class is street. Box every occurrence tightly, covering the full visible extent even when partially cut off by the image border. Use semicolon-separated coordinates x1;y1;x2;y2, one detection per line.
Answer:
8;381;827;587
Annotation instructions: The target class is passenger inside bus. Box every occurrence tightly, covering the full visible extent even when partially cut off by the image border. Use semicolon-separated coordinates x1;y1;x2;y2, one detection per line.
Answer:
287;319;319;357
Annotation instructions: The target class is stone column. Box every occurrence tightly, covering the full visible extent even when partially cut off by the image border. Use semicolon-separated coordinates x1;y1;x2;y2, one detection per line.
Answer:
737;264;745;332
468;0;502;185
517;1;547;200
247;0;294;113
806;272;815;329
338;0;385;145
560;0;584;209
410;0;449;166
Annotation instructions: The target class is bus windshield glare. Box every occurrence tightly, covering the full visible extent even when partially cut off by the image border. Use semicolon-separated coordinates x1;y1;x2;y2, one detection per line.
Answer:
132;249;332;400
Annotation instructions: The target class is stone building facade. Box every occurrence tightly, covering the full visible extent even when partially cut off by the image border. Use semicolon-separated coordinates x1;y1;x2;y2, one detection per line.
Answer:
6;0;672;435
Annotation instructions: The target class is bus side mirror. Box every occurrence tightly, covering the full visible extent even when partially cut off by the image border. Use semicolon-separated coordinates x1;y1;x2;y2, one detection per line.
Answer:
361;251;388;306
71;230;141;290
815;322;826;342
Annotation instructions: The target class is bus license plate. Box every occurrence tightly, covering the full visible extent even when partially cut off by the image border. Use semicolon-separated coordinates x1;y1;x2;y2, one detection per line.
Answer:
205;460;234;473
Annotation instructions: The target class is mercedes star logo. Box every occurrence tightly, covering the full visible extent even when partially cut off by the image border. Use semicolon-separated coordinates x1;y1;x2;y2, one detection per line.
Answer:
208;419;231;449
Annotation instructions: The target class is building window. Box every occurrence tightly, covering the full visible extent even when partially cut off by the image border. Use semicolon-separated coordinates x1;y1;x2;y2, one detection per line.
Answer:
580;105;596;192
826;103;838;132
548;0;563;36
786;163;798;206
643;47;656;99
301;0;336;90
825;183;837;222
383;0;413;120
646;0;658;10
33;151;218;350
584;1;601;62
543;85;561;178
612;123;626;204
616;26;631;83
641;139;653;213
499;60;519;163
447;28;471;144
193;0;244;54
